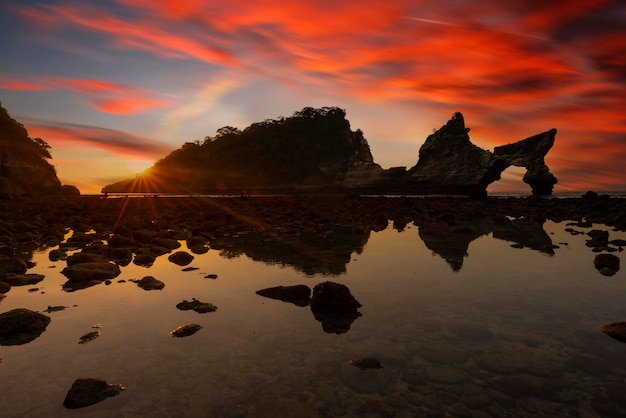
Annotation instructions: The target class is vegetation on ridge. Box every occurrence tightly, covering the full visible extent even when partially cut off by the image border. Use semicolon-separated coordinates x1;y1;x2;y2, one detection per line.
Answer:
103;107;374;193
0;101;66;195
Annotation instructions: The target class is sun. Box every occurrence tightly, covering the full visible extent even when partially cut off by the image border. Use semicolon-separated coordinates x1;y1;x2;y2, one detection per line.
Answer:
126;158;154;176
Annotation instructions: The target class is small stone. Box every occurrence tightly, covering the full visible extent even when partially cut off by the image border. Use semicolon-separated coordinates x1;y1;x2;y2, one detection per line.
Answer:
170;323;202;337
78;331;101;344
349;357;383;370
63;377;125;409
176;299;217;313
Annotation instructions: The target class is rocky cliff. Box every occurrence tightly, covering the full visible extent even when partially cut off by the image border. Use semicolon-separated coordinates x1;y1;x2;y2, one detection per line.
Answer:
0;102;77;196
404;112;557;196
103;107;558;196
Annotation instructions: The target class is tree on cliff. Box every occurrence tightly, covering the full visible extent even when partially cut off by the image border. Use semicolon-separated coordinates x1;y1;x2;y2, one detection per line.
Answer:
103;106;375;193
0;101;64;195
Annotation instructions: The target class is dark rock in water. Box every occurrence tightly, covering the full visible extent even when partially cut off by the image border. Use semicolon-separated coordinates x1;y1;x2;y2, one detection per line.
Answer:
168;251;194;266
133;250;156;267
0;280;10;294
106;247;132;266
587;230;609;248
610;239;626;247
170;323;202;337
594;253;620;276
181;266;199;272
66;252;107;266
0;256;27;277
310;281;362;334
49;249;67;261
153;237;181;250
256;285;311;307
176;299;217;313
78;331;101;344
602;321;626;343
3;273;44;286
63;377;125;409
583;190;599;200
61;262;121;281
350;357;383;370
137;276;165;290
0;308;51;345
204;274;218;279
44;305;67;313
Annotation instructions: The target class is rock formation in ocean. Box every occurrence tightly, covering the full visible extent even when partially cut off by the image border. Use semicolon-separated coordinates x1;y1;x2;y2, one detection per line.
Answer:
404;112;557;196
0;102;79;196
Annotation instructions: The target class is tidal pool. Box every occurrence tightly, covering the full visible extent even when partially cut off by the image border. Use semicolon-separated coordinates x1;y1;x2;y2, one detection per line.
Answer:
1;217;625;417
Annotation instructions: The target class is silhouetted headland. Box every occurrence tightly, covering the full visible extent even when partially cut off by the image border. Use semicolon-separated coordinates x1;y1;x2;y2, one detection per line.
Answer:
101;107;558;197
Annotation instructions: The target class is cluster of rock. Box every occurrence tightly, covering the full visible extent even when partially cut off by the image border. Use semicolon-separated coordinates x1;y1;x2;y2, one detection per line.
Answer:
256;281;362;334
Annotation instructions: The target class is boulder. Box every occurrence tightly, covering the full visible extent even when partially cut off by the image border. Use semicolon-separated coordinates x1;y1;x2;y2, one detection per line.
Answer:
310;281;362;334
63;377;125;409
594;253;620;276
61;262;121;281
256;285;311;307
168;251;194;266
137;276;165;290
0;280;10;294
0;256;28;277
0;308;51;345
3;273;44;286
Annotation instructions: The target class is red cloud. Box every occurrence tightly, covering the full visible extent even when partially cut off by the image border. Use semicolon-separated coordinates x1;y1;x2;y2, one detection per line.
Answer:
24;120;173;158
0;78;51;91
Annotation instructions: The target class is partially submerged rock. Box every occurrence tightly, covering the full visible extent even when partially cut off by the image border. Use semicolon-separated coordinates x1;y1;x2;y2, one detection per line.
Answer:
256;285;311;307
176;299;217;313
63;377;125;409
170;323;202;337
594;253;620;276
61;262;121;282
137;276;165;290
168;251;194;266
602;322;626;343
3;273;44;286
310;281;362;334
78;331;101;344
0;308;51;345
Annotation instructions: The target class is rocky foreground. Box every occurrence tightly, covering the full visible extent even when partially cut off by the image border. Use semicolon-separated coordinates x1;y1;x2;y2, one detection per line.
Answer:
0;193;624;261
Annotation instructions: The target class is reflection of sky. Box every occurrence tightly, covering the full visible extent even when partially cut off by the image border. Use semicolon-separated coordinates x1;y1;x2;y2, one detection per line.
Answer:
2;220;626;415
1;1;625;193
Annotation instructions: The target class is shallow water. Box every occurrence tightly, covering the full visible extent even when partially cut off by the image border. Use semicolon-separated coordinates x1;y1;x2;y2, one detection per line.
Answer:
1;218;625;417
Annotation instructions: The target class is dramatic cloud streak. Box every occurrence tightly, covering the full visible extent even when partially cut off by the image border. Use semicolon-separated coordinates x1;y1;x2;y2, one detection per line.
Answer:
2;0;625;193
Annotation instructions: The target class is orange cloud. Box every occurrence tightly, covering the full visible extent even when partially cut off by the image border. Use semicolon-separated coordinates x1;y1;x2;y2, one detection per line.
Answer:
12;0;626;192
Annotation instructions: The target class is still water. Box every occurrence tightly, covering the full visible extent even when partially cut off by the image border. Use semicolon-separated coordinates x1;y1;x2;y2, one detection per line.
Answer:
1;218;625;417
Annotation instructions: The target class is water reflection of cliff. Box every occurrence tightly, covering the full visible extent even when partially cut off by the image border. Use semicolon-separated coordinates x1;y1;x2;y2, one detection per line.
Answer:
417;216;555;271
209;213;554;274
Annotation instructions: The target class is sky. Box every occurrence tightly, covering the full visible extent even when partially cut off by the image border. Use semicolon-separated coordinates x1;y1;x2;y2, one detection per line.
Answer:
0;0;624;194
